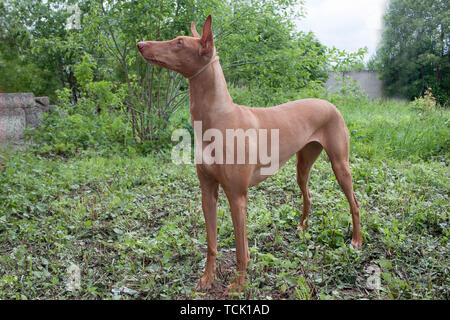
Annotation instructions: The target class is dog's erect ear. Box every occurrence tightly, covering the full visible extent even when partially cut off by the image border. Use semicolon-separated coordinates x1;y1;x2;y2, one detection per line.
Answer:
200;15;214;56
190;21;200;38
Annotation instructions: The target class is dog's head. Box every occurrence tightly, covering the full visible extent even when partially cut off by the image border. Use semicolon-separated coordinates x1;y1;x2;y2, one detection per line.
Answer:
137;15;216;78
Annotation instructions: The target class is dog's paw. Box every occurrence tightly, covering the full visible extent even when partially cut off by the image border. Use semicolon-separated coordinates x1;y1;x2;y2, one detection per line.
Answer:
296;223;309;233
223;281;245;297
196;275;213;291
351;238;362;250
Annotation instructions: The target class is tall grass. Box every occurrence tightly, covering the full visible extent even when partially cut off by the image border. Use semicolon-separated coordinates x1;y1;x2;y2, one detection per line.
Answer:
228;85;450;162
1;84;448;300
338;98;449;162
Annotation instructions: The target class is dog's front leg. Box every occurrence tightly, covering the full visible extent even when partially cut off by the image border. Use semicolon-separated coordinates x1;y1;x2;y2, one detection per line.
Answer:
195;168;219;291
224;190;250;296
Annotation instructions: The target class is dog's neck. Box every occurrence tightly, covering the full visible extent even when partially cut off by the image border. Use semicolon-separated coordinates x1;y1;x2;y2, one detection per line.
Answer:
188;55;234;123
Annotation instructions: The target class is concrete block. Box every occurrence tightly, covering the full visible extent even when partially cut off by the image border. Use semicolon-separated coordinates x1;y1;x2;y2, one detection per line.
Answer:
0;107;27;141
0;93;35;109
25;107;44;130
35;96;50;107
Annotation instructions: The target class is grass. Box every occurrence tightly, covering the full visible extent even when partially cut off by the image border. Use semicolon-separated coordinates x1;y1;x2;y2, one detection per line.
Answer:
0;92;449;300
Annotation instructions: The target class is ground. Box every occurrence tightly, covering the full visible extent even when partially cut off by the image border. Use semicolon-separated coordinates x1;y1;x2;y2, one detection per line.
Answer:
0;98;448;300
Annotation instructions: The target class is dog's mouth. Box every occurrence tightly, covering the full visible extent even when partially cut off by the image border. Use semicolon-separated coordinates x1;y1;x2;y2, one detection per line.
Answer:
147;58;169;68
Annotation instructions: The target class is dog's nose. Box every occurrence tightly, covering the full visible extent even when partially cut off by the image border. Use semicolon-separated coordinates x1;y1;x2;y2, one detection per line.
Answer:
137;42;145;51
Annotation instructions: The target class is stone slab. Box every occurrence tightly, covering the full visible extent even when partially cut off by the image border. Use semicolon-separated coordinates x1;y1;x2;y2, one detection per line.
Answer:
25;107;44;130
0;107;27;141
0;93;35;108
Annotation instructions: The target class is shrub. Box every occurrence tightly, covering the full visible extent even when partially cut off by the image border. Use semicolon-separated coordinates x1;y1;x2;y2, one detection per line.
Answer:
410;88;437;113
27;88;136;157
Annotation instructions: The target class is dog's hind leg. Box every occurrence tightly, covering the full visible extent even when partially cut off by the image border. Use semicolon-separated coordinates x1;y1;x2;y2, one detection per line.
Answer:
296;141;323;232
323;126;362;249
329;157;362;249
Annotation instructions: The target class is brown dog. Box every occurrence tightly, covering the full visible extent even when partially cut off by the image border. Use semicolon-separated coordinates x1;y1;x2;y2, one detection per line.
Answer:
137;15;362;295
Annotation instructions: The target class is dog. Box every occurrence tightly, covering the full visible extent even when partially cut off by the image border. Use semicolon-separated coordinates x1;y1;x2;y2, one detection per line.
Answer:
137;15;362;295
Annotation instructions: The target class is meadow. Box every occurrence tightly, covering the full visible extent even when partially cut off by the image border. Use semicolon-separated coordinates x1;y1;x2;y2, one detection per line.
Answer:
0;88;449;300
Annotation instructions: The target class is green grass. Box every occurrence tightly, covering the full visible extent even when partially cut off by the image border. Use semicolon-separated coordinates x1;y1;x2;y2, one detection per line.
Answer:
0;95;449;300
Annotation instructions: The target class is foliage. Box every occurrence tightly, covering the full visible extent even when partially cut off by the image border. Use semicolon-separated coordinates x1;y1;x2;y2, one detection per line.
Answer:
1;97;449;300
410;87;438;113
1;0;449;301
0;0;85;100
27;88;135;157
326;47;367;73
215;0;326;99
336;95;449;163
231;84;449;163
0;0;364;146
372;0;450;105
77;0;215;143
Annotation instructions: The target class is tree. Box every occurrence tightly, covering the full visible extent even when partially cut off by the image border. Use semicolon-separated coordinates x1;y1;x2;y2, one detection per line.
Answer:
373;0;449;105
0;0;86;100
0;0;353;146
215;0;327;93
78;0;220;142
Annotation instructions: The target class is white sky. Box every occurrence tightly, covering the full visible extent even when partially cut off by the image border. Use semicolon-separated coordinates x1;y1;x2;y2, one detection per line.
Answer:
295;0;389;61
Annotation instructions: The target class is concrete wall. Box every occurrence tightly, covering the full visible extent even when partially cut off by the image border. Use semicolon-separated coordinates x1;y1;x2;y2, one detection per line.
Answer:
0;93;51;142
324;71;383;99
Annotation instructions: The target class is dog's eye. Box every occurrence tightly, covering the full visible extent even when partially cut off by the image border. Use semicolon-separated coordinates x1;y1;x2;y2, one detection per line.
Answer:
176;39;183;46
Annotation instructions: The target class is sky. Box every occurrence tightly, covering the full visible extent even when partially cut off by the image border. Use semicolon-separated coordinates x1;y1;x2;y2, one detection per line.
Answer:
295;0;389;61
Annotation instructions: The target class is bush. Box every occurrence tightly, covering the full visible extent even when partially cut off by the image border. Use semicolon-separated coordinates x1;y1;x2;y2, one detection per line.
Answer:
410;88;437;113
26;51;187;157
27;83;188;158
27;88;136;157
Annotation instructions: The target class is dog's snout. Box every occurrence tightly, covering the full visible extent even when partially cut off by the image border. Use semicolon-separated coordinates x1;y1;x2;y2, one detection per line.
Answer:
137;42;145;51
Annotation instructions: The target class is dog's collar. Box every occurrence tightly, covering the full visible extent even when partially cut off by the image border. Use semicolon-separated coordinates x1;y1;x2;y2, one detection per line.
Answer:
188;56;220;80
